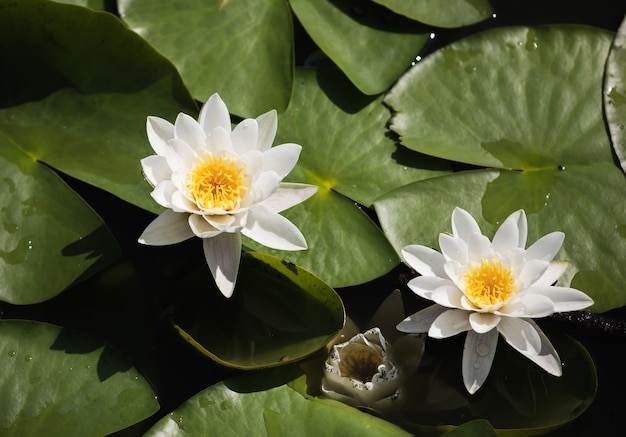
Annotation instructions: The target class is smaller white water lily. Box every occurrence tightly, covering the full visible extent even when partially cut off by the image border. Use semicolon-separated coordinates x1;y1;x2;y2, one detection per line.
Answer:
396;207;593;394
138;94;317;298
321;327;401;410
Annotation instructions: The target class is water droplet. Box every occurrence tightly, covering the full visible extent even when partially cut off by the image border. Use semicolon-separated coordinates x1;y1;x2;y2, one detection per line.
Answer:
492;13;497;19
429;32;436;40
558;164;566;171
24;355;33;362
7;350;16;357
68;367;73;371
473;361;481;369
476;343;490;356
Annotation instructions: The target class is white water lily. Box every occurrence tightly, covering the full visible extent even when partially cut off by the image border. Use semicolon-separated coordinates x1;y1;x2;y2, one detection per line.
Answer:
396;207;593;394
138;93;317;298
321;328;401;410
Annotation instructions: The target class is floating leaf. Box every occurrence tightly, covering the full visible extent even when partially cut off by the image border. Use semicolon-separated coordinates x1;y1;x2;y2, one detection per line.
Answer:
168;252;344;370
0;0;197;215
0;320;159;437
144;367;411;437
245;68;451;287
290;0;431;94
371;0;492;28
119;0;293;117
604;12;626;174
379;26;626;312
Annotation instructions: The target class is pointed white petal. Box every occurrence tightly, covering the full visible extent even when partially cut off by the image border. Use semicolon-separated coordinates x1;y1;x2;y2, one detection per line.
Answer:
258;183;317;213
203;232;242;298
199;93;231;134
517;259;550;289
150;180;177;208
231;118;258;154
406;276;456;300
515;210;527;248
396;305;447;333
429;309;471;338
462;329;498;394
141;155;171;187
174;112;206;149
170;191;200;213
188;214;223;238
256;109;277;151
205;214;237;230
526;231;564;262
429;284;465;309
262;143;302;178
401;244;447;277
439;233;468;265
168;138;197;170
146;116;174;156
498;294;555;317
492;213;520;253
524;285;593;312
242;205;307;250
245;171;282;204
138;210;194;246
533;261;569;286
451;207;481;242
208;126;234;154
512;319;562;376
497;317;541;355
468;312;501;333
466;233;494;264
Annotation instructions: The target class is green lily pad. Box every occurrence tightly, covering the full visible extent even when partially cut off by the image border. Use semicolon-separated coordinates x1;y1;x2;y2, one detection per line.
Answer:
441;420;497;436
168;252;344;370
0;0;197;215
604;14;626;174
144;366;411;437
393;327;596;436
289;0;431;95
118;0;293;117
0;320;159;437
0;135;119;304
245;68;451;287
51;0;105;9
374;167;626;313
371;0;493;28
378;26;626;312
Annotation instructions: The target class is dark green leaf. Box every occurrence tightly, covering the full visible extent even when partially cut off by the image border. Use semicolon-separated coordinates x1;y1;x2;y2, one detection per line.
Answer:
371;0;492;28
604;13;626;174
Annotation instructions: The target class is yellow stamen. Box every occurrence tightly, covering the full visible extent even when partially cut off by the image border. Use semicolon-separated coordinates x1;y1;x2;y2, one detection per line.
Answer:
186;155;247;211
464;258;515;308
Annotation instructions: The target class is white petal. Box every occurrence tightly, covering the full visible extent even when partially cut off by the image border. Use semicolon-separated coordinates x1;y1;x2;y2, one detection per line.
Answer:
170;191;200;213
203;232;242;298
429;309;471;338
150;180;177;208
439;233;467;265
524;285;593;312
492;212;520;253
205;214;237;231
168;138;197;170
141;155;171;187
262;143;302;178
401;244;447;277
199;93;231;134
396;304;447;333
466;233;494;264
138;210;194;246
242;205;307;250
208;126;234;154
406;276;456;300
511;319;562;376
258;183;318;213
462;329;498;394
451;207;481;242
498;294;555;317
256;109;277;151
429;284;466;309
231;118;258;154
515;210;528;248
497;317;541;355
526;231;564;262
174;112;206;150
517;259;550;289
468;312;501;333
244;171;282;205
533;261;569;286
238;149;264;183
146;116;174;156
188;214;223;238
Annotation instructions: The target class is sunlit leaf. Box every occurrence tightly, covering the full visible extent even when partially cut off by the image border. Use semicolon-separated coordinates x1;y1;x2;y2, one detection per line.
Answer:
119;0;293;117
0;320;159;437
144;366;411;437
168;252;344;370
50;0;105;9
245;68;451;287
379;26;626;312
0;0;197;215
290;0;431;94
604;12;626;174
371;0;492;28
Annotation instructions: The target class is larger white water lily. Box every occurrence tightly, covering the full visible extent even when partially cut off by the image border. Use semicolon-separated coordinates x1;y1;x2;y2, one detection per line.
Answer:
138;93;317;298
396;207;593;394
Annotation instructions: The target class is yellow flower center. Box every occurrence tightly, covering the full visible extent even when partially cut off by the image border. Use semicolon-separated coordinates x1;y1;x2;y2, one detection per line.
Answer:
186;155;247;211
339;343;384;383
464;258;515;308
